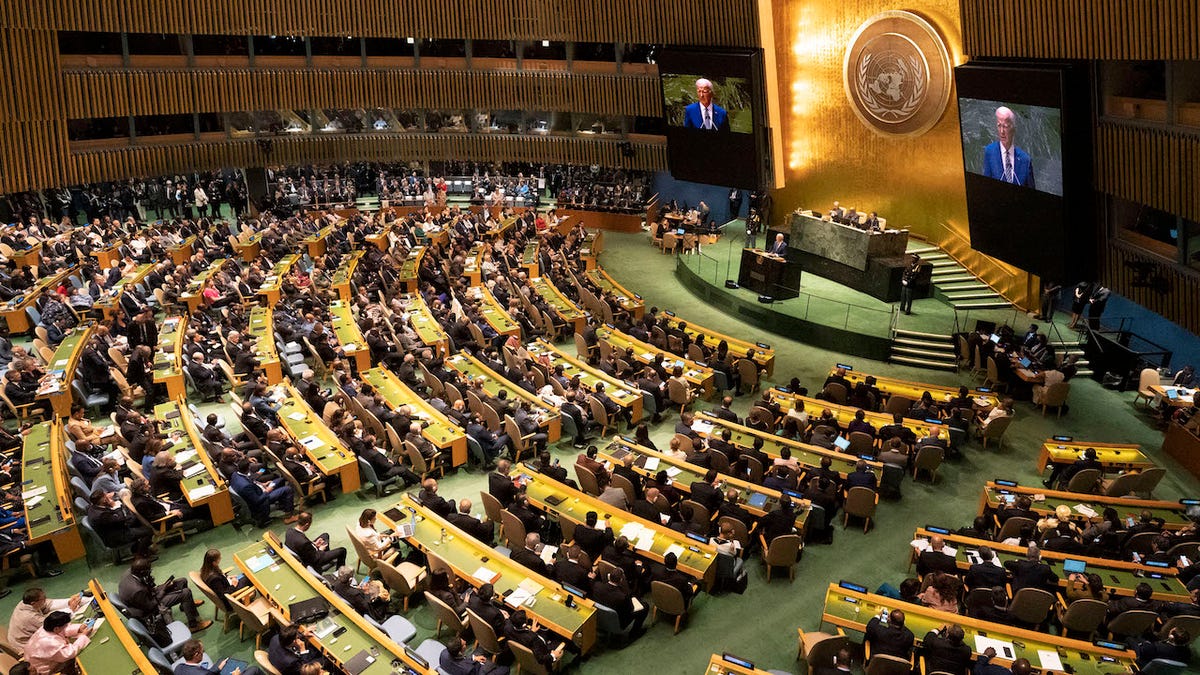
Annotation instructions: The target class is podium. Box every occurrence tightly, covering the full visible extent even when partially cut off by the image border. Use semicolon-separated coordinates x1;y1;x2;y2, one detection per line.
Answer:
737;248;802;299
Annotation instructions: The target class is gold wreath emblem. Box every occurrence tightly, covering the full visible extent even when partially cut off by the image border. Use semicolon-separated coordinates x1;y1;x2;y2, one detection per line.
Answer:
856;52;926;123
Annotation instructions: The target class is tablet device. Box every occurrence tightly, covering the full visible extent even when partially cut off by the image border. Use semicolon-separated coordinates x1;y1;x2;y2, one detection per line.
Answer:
833;436;851;451
1062;559;1086;574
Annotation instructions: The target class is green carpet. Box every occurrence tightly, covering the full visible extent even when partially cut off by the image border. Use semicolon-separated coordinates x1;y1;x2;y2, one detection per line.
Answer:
6;229;1197;674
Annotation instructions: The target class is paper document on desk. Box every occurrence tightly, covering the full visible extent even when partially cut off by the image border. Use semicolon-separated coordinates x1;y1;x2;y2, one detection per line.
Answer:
189;484;216;499
642;457;660;471
910;538;930;552
518;578;544;596
287;412;307;421
246;554;274;572
21;486;48;500
1072;504;1098;518
619;522;644;541
99;426;116;438
665;467;682;478
25;495;43;508
299;435;323;450
635;534;655;551
343;343;357;351
941;545;957;558
691;420;714;435
538;545;558;566
1037;650;1063;672
472;567;501;585
183;463;207;478
664;544;685;560
175;450;197;463
974;636;1015;660
505;588;535;608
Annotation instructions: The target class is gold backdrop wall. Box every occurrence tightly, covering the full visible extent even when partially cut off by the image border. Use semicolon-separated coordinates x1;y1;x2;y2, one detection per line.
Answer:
767;0;1037;309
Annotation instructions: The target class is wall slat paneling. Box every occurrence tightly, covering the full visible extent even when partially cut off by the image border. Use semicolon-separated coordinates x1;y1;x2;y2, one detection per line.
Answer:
67;133;668;184
962;0;1200;60
1105;241;1200;337
1;0;761;47
1095;123;1200;224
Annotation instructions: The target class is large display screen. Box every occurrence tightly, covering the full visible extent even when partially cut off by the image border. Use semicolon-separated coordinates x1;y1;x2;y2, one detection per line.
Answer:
956;63;1091;282
659;47;766;190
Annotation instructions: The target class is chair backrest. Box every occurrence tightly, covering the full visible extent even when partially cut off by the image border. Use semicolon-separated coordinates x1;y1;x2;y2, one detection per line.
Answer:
717;516;749;548
822;382;848;404
1007;587;1055;624
499;509;526;550
765;534;801;567
912;445;943;477
866;653;912;675
509;639;549;675
736;359;759;387
805;633;849;670
1122;530;1160;556
356;456;382;487
1135;467;1167;498
374;558;416;595
188;570;225;612
666;379;690;405
1104;472;1141;497
1159;614;1200;643
679;499;710;528
982;416;1012;440
1064;468;1102;493
650;580;686;616
423;590;466;634
479;490;503;525
844;486;877;518
465;609;504;654
574;464;600;496
995;516;1035;542
671;433;694;454
345;526;379;572
1106;609;1159;638
1059;598;1107;634
1138;659;1188;675
587;396;609;428
609;472;637;506
1043;381;1071;407
848;431;875;456
255;650;283;675
1138;368;1161;392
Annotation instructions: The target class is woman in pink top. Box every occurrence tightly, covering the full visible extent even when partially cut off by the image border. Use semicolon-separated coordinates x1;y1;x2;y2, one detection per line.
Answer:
25;610;93;675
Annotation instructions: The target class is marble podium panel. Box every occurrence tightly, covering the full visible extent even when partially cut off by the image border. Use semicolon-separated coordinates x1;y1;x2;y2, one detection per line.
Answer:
787;211;908;271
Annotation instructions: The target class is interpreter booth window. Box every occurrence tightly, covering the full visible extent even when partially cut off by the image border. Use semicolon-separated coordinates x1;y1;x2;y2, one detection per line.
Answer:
570;113;624;135
1111;195;1178;260
1184;219;1200;271
426;110;470;133
622;43;658;64
197;113;223;135
134;114;194;137
227;110;310;137
472;40;517;60
310;37;360;57
364;38;415;58
126;33;186;56
420;39;466;58
523;41;567;62
57;31;122;55
253;35;306;57
192;35;249;56
67;117;129;142
314;109;366;134
1174;60;1200;129
574;42;617;63
1101;61;1167;122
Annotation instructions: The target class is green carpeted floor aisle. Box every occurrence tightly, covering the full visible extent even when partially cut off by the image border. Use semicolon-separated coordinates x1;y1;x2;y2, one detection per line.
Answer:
5;229;1196;673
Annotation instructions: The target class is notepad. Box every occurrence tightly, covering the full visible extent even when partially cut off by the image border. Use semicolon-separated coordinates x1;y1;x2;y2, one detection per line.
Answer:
1072;504;1098;518
183;463;207;478
643;457;660;471
24;495;43;508
691;420;714;434
175;450;198;463
1037;650;1063;671
538;545;558;566
189;484;216;499
505;588;535;608
472;567;501;585
21;486;48;500
300;435;323;450
288;412;307;421
518;578;544;596
246;554;274;572
343;343;357;351
974;636;1015;660
664;544;685;559
635;535;655;551
666;467;682;478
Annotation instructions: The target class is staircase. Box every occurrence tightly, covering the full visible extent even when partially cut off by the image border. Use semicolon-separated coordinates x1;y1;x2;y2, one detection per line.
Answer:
907;244;1013;311
1051;330;1093;377
889;328;958;371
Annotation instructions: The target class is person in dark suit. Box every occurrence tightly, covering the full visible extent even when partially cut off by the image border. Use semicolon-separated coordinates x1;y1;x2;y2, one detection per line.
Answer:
682;78;730;132
1107;582;1161;622
975;650;1032;675
969;587;1015;626
447;499;494;544
766;233;788;257
689;469;724;514
572;511;614;560
814;649;853;675
439;634;510;675
511;533;550;577
267;624;323;675
965;547;1010;589
1131;627;1192;668
650;552;698;606
284;512;346;573
917;535;960;577
1003;544;1058;592
1046;447;1103;489
709;396;739;423
117;556;211;633
550;544;593;591
757;496;797;546
845;461;878;490
922;624;972;675
488;459;519;508
982;106;1035;188
175;639;262;675
997;495;1035;524
864;608;914;661
589;567;646;631
504;609;565;669
417;478;455;517
87;489;154;557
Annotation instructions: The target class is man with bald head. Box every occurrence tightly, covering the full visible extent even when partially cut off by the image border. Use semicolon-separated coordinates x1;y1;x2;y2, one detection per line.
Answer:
683;78;730;131
917;534;959;577
982;106;1035;187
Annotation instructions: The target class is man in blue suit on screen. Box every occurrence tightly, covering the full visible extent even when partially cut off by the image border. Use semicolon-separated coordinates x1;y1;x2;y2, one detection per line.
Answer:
683;78;730;132
982;106;1035;188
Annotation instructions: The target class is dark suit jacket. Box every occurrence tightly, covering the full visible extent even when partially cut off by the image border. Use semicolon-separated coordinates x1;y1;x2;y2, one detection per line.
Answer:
284;527;323;569
688;481;723;513
965;561;1009;589
590;579;636;626
511;547;550;577
917;550;959;577
1004;559;1058;592
922;630;972;675
864;616;915;659
488;472;518;507
572;525;613;560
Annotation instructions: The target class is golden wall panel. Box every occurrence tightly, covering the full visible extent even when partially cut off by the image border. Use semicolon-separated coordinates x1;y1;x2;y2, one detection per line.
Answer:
1;0;761;47
1096;123;1200;224
67;134;667;185
1105;241;1200;336
962;0;1200;60
766;0;1034;308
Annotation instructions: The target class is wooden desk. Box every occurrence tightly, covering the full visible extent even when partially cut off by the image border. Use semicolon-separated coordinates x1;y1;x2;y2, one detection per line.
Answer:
525;339;642;424
579;229;604;269
521;241;540;277
38;323;95;417
276;384;360;493
530;276;586;336
444;352;560;443
692;412;878;478
234;534;435;675
21;421;84;562
257;253;300;306
332;249;363;301
180;257;226;313
152;315;187;400
911;528;1189;602
93;263;153;320
361;367;467;467
167;236;195;266
486;216;519;238
704;653;774;675
398;246;425;293
519;464;718;588
829;366;1000;410
1163;422;1200;481
472;285;521;339
304;223;336;258
90;244;122;269
246;305;283;385
463;244;485;286
154;398;235;525
979;481;1192;531
1149;384;1196;408
329;300;369;373
402;294;450;356
596;326;715;399
12;242;41;269
584;268;643;320
1035;439;1153;475
0;266;74;333
599;436;810;534
382;494;598;654
819;583;1135;674
768;388;940;440
233;231;263;261
662;311;776;377
78;579;157;675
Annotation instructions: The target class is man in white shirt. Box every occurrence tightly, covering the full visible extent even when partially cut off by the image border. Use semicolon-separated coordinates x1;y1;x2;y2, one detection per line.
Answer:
8;588;84;654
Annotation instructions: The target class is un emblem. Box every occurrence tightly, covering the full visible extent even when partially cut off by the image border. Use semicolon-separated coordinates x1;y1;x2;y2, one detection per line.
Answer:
843;10;951;137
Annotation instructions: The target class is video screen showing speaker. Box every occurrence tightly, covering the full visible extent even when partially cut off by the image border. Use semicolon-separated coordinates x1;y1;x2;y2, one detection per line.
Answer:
956;62;1091;282
659;47;766;190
